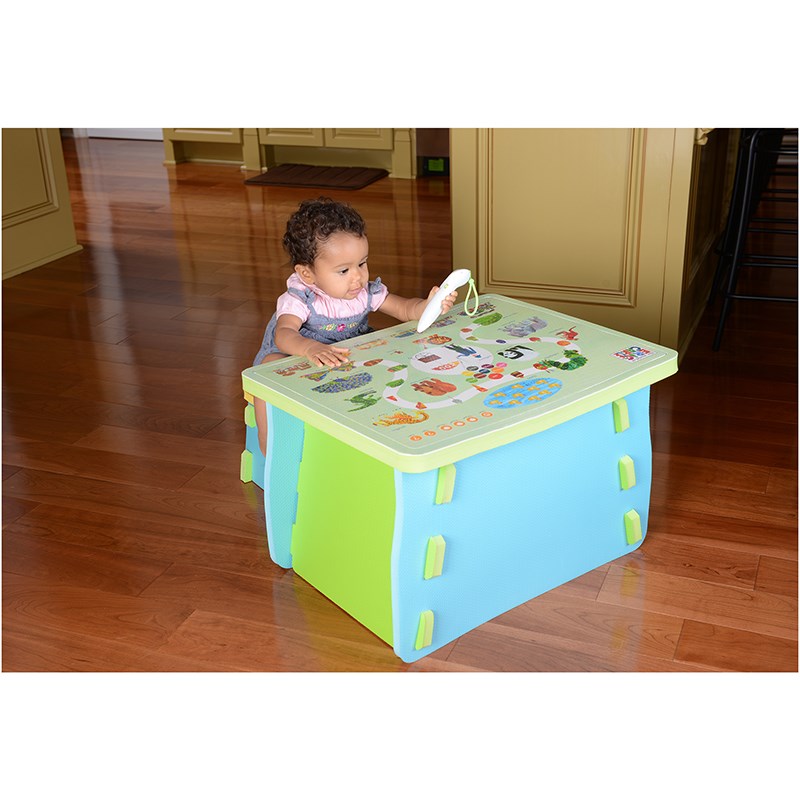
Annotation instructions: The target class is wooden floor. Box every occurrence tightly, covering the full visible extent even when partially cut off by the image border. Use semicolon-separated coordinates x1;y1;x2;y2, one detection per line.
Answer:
2;136;797;672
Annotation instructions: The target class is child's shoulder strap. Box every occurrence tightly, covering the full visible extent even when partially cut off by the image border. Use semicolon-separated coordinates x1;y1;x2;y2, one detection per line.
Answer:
286;286;316;306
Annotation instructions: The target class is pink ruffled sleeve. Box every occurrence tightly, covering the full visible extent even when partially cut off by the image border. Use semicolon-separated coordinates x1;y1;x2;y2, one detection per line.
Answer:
275;291;310;323
369;279;389;310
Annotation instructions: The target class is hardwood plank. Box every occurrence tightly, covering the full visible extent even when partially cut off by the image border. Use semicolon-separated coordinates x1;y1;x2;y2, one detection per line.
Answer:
2;409;99;446
445;621;718;672
503;590;685;661
1;495;39;524
652;451;772;494
92;312;265;345
646;508;797;560
9;505;272;578
158;609;461;672
650;471;797;527
619;535;759;589
141;563;455;670
2;469;260;539
1;438;204;490
2;572;194;648
2;390;226;438
544;565;611;600
2;464;23;481
73;426;243;467
651;383;796;426
1;303;132;345
2;283;189;320
2;364;85;396
81;284;246;312
651;371;797;408
36;357;243;397
201;416;248;444
651;407;797;469
207;354;260;378
674;620;797;672
180;466;249;499
2;617;226;672
755;556;798;597
597;564;797;642
80;273;229;299
2;530;172;596
767;467;798;499
174;305;271;327
59;379;244;419
138;563;382;644
4;265;97;295
3;330;216;370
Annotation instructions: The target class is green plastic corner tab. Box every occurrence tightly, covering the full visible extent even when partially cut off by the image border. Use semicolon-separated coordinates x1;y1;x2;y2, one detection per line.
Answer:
240;449;253;483
618;455;636;490
415;610;434;650
244;404;256;428
624;509;642;545
423;535;446;580
612;398;630;433
435;463;456;504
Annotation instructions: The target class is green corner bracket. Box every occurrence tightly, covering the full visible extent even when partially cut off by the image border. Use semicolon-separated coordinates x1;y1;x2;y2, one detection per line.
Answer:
612;398;630;433
618;455;636;490
423;535;446;580
244;403;256;428
415;610;434;650
435;464;456;504
624;509;642;545
240;449;253;483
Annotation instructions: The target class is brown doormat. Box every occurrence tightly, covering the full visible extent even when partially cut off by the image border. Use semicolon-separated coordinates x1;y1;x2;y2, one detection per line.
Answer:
245;164;389;190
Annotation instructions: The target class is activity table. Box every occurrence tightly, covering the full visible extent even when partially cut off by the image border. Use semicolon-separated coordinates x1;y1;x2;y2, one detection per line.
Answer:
241;295;677;662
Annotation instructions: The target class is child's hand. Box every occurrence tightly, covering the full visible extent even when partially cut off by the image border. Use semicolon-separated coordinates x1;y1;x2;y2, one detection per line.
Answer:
428;286;459;315
303;341;351;368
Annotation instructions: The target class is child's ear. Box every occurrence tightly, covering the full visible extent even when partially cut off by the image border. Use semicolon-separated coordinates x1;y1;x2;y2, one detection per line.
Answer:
295;264;315;285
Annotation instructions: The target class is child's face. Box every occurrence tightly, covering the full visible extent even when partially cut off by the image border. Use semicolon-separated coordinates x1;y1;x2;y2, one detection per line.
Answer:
296;232;369;300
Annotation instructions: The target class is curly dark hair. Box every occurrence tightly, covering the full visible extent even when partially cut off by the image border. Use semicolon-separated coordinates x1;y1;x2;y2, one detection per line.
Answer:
283;197;367;266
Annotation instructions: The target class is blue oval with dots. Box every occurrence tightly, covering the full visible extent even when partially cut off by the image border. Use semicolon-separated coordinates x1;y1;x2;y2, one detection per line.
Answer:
483;377;563;409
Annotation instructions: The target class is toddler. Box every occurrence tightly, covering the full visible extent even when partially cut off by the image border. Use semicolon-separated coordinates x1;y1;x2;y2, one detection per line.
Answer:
252;197;458;455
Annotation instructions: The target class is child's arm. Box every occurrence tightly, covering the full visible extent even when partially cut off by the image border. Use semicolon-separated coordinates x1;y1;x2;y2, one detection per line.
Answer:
273;314;351;367
380;286;459;323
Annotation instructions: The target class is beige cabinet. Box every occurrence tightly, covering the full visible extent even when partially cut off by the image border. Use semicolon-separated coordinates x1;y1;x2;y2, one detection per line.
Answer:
163;128;243;165
251;127;412;177
451;128;736;355
2;128;82;279
259;128;393;149
164;128;415;178
258;128;325;147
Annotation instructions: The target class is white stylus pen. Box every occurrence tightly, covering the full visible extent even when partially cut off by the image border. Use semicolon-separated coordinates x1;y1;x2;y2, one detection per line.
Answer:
416;269;473;333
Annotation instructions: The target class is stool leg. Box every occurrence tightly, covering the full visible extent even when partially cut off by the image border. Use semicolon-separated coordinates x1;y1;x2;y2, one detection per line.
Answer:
713;131;761;350
709;134;751;306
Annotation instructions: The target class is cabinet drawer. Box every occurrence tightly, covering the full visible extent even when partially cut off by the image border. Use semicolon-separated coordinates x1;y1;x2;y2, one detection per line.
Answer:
258;128;325;146
324;128;393;150
164;128;242;144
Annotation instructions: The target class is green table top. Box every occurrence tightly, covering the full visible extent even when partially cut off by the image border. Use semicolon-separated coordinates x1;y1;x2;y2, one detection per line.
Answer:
242;294;677;472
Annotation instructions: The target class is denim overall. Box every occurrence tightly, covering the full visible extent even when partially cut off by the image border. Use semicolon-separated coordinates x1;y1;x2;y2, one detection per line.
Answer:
253;278;384;366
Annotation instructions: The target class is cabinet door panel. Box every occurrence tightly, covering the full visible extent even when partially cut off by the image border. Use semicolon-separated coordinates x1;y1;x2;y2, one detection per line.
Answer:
324;128;393;150
259;128;324;146
2;129;81;278
164;128;242;143
451;128;695;346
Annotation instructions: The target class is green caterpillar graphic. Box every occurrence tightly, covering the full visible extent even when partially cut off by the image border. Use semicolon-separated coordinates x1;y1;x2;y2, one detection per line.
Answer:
539;350;588;371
